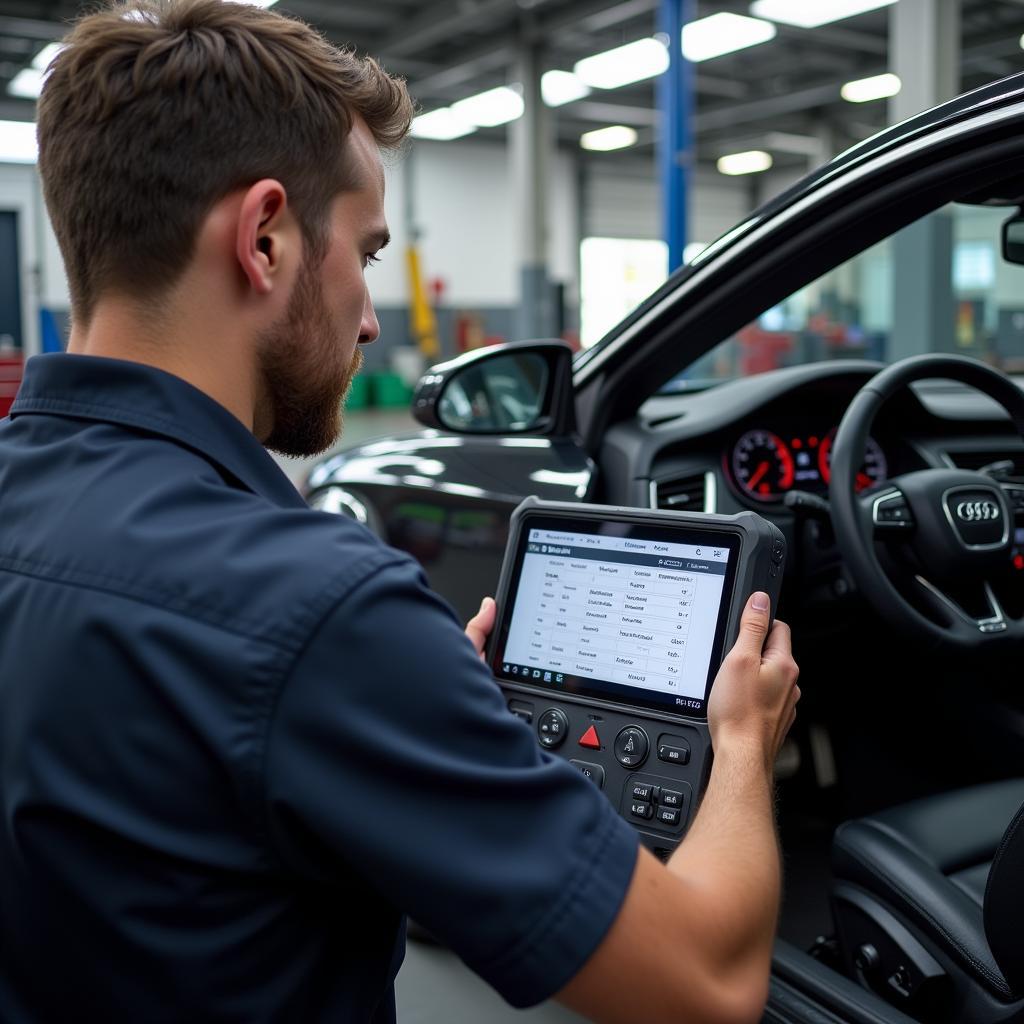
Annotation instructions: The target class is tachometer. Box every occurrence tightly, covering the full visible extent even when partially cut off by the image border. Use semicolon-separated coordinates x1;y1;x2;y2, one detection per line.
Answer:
819;430;888;492
731;430;795;501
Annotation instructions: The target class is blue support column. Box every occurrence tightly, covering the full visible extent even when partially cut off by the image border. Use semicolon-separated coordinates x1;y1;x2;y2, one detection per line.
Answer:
658;0;694;274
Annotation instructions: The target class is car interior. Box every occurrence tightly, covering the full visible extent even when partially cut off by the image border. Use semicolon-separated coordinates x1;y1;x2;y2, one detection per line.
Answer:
589;186;1024;1022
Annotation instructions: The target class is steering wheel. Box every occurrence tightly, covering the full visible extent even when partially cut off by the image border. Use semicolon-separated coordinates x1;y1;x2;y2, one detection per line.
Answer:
830;354;1024;651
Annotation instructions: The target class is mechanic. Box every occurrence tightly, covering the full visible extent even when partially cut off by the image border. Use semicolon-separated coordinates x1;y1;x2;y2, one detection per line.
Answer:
0;2;800;1022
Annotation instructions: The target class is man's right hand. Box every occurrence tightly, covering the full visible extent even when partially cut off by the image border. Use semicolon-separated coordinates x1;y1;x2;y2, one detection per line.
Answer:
557;593;801;1024
707;591;800;770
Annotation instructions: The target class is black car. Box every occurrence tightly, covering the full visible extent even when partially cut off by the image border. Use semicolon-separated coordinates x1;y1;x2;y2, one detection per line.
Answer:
304;73;1024;1024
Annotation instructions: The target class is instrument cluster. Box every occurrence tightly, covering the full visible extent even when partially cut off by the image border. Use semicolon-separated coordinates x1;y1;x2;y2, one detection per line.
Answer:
727;428;888;504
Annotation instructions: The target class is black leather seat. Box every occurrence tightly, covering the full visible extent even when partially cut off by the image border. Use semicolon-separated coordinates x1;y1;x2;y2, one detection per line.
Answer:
831;779;1024;1023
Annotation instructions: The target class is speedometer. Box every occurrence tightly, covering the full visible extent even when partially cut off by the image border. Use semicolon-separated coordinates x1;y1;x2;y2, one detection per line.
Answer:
819;430;888;492
731;430;795;501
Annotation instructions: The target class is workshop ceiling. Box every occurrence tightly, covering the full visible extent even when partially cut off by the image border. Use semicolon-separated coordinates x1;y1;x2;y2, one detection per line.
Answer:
0;0;1022;172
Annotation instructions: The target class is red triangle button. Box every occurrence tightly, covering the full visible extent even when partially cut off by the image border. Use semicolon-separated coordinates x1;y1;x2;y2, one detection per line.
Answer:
579;725;601;749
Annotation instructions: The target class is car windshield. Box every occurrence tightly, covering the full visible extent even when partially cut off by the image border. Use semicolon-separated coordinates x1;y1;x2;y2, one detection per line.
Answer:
660;201;1024;393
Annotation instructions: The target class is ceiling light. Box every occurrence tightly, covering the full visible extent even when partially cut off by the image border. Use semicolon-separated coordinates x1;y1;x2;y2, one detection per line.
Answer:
7;69;45;101
841;72;901;103
410;108;477;141
450;86;524;127
717;150;773;175
7;42;66;101
223;0;279;6
542;70;591;107
0;120;38;163
575;38;670;90
750;0;897;29
580;125;638;152
31;43;64;71
682;13;776;62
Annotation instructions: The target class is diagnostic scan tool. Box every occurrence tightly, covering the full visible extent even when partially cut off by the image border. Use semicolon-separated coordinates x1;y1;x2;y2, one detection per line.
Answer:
489;497;785;854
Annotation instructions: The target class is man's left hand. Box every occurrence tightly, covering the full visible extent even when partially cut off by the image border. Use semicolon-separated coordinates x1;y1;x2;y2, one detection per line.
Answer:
465;597;496;659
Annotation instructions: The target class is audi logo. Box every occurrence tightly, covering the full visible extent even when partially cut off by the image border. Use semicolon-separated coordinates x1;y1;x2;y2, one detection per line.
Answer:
956;500;1001;522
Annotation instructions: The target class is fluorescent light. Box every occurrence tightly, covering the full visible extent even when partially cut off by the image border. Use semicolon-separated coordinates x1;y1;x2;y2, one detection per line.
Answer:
7;69;45;100
410;108;476;141
717;150;773;175
0;121;38;164
31;43;64;71
223;0;279;6
841;72;901;103
580;125;638;151
750;0;897;28
682;13;776;62
542;70;591;107
7;42;65;100
450;86;524;127
575;38;670;90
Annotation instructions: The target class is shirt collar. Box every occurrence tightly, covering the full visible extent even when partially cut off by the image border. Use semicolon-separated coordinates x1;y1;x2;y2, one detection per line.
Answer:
11;353;309;510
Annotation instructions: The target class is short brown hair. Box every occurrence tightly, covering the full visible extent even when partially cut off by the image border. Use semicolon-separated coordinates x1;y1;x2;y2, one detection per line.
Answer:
37;0;412;323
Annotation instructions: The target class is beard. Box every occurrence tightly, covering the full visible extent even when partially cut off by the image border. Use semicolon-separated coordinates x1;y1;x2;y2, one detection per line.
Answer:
258;260;364;459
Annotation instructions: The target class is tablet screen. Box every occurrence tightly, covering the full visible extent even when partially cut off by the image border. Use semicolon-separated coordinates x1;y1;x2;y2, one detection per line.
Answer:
492;514;741;718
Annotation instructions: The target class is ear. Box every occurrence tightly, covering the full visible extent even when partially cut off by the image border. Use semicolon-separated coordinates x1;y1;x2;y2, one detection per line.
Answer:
235;179;294;296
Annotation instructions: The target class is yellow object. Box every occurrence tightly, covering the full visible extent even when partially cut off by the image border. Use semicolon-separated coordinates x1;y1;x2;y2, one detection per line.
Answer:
406;245;440;359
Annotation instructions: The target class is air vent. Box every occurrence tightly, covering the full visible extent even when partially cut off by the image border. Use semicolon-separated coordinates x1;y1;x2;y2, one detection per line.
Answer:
651;471;715;512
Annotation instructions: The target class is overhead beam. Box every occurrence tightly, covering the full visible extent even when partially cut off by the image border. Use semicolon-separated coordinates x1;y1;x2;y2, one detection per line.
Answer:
0;16;66;43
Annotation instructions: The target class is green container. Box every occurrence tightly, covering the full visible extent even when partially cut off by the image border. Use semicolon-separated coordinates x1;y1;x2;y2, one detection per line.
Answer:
373;372;413;408
344;374;371;410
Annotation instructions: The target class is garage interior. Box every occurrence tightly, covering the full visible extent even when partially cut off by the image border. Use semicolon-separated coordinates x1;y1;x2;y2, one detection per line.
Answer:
0;1;1022;1020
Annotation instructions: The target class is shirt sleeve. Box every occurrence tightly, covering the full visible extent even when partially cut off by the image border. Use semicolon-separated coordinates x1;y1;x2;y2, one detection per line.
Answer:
262;555;639;1008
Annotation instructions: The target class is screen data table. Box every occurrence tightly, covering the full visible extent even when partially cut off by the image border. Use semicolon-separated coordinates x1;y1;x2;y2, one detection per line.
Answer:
504;529;729;702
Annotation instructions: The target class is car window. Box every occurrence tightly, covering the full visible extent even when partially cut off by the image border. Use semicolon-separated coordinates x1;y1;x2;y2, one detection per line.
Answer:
677;203;1024;386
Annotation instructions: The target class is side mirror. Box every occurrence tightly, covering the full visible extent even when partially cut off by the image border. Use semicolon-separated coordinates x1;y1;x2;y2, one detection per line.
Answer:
1003;210;1024;265
412;340;576;436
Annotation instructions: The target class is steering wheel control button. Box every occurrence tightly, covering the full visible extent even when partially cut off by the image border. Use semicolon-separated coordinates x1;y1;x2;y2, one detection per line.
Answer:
873;492;915;529
614;727;649;768
660;789;683;808
508;700;534;725
578;724;601;749
630;801;654;820
657;806;681;827
657;741;690;766
569;759;605;789
631;782;654;802
771;540;785;565
537;708;568;749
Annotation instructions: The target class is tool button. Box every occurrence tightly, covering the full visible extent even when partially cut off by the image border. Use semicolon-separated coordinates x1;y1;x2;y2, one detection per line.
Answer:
508;700;534;725
657;743;690;765
537;708;568;749
614;726;649;768
657;806;681;827
631;782;653;802
661;789;683;808
569;759;605;789
630;801;654;820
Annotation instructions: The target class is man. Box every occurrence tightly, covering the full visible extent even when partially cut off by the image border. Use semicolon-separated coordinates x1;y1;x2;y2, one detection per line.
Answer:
0;2;800;1022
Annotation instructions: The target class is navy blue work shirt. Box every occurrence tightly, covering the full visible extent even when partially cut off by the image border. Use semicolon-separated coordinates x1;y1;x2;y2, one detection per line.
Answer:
0;354;638;1022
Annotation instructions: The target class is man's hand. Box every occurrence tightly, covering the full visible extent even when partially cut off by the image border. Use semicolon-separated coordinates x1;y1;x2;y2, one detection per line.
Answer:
707;591;800;769
465;596;496;660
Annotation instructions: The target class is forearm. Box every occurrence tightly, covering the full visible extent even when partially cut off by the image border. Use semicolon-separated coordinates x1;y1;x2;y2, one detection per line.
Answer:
667;739;781;980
